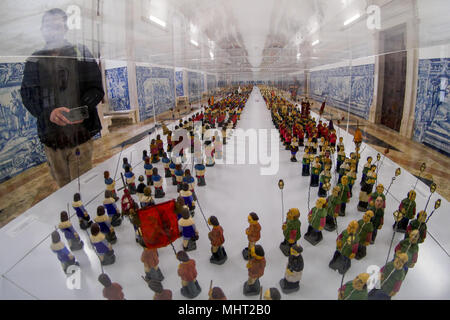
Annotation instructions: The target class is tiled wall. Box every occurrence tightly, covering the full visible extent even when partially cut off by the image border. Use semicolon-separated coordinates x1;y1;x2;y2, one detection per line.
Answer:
413;58;449;155
0;63;47;183
175;70;184;97
136;65;175;121
105;67;130;111
207;74;216;92
309;64;375;120
188;71;202;103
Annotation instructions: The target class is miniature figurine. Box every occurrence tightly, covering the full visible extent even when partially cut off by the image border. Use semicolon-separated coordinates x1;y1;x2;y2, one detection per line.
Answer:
150;139;160;163
104;171;119;201
336;144;346;173
150;168;165;198
121;188;138;217
318;164;331;197
336;137;344;153
156;134;164;157
394;190;416;233
208;216;227;265
140;187;155;208
161;152;172;178
103;190;122;227
325;186;341;231
337;175;351;216
72;193;93;230
59;211;84;251
122;157;130;170
90;223;116;265
144;157;154;185
178;206;199;251
243;212;261;260
180;183;196;214
305;198;327;245
209;286;227;300
280;208;301;256
177;250;201;299
124;164;137;194
95;206;117;244
148;280;172;300
98;273;125;300
174;164;184;192
174;196;186;220
290;136;299;162
368;252;408;300
310;156;321;187
279;245;304;294
141;247;164;282
169;159;177;185
263;288;281;300
136;175;147;200
183;169;196;200
129;208;145;246
355;210;374;260
244;244;266;296
50;231;79;272
405;210;427;244
394;229;420;275
347;164;357;197
338;273;370;300
368;196;385;244
354;126;363;149
338;158;350;184
204;140;215;167
361;156;373;186
329;220;359;275
301;147;311;176
329;129;337;148
357;165;377;212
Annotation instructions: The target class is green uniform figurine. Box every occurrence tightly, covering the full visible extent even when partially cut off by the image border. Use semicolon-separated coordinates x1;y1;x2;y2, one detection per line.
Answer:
305;198;327;245
325;186;341;231
338;273;370;300
394;229;420;273
405;210;427;244
337;176;351;216
395;190;416;233
355;211;374;260
329;220;359;275
368;196;385;244
280;208;302;256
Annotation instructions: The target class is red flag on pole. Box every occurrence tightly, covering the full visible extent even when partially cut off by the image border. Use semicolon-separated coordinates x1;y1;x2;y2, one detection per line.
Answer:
138;199;180;249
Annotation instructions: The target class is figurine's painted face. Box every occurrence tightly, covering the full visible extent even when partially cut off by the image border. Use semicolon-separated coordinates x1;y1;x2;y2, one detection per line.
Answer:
248;215;253;224
408;190;416;201
375;197;384;209
332;186;340;197
394;254;407;270
376;185;384;194
341;176;348;185
418;211;427;223
352;277;366;291
409;230;420;243
363;211;373;223
347;221;358;234
339;137;343;143
316;198;326;208
368;157;372;163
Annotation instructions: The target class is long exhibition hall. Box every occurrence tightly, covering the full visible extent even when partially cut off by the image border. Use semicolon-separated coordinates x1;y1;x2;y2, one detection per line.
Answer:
0;0;449;301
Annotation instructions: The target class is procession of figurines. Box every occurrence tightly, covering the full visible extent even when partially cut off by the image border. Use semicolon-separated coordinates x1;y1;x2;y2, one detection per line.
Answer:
50;86;441;300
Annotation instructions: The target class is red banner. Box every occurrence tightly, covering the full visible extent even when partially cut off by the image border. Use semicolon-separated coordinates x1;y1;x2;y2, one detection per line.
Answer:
138;199;180;249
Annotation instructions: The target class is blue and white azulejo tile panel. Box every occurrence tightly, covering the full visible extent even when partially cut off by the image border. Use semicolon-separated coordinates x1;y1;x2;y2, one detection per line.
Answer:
136;66;175;121
0;63;47;183
175;71;184;97
413;58;449;155
105;67;130;112
309;64;374;120
188;71;202;103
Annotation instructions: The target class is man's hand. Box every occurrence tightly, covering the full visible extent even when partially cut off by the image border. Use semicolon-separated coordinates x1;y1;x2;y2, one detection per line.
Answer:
50;107;83;126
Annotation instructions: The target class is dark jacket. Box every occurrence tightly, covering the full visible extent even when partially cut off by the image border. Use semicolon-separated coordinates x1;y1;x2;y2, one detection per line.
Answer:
288;254;304;273
20;41;104;149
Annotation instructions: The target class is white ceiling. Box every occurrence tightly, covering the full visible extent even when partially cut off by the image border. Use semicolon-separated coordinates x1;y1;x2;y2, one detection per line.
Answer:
0;0;449;80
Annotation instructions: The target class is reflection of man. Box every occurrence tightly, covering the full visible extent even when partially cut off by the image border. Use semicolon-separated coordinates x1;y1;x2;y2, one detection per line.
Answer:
20;8;104;187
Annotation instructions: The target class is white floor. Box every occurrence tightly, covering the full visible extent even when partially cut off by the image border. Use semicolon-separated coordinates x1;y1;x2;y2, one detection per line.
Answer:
0;87;449;300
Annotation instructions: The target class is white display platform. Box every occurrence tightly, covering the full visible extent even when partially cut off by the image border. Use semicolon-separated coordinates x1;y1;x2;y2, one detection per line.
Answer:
0;87;449;300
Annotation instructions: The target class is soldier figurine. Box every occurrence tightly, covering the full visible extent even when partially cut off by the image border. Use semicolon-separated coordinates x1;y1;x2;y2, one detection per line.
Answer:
368;253;408;300
302;147;311;176
355;210;375;260
162;152;172;178
280;208;301;256
152;168;166;198
50;231;79;273
324;186;341;232
59;211;84;251
290;136;299;162
279;245;304;294
357;165;377;212
394;229;420;275
194;161;206;186
177;251;201;299
368;196;385;244
338;273;370;300
72;193;93;230
310;156;321;187
361;156;373;186
263;288;281;300
305;198;327;245
90;223;116;266
318;164;331;197
144;157;154;186
141;247;164;282
148;280;173;300
124;164;137;194
178;206;198;251
337;176;351;216
208;216;227;265
405;210;427;244
94;206;117;244
329;220;359;275
104;171;119;201
394;190;417;233
243;212;261;260
98;273;125;300
244;244;266;296
103;190;122;227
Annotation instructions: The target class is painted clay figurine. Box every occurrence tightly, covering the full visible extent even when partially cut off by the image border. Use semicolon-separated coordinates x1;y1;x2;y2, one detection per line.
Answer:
141;247;164;282
124;164;136;194
98;273;125;300
104;171;119;201
136;175;147;200
243;212;261;260
394;190;416;233
368;196;385;244
337;175;351;216
95;206;117;244
209;286;227;300
144;157;154;186
394;229;420;275
177;250;201;299
357;165;377;212
90;223;116;265
152;168;165;198
280;208;301;256
338;273;370;300
302;147;311;176
140;187;155;208
208;216;227;265
180;183;196;214
310;156;321;187
305;198;327;245
178;206;198;251
204;140;215;167
148;280;172;300
161;152;171;178
324;186;341;232
59;211;84;251
318;164;331;197
244;244;266;296
405;210;427;244
51;231;79;272
72;193;93;230
263;288;281;300
279;244;304;294
329;220;359;275
103;190;122;227
355;210;374;260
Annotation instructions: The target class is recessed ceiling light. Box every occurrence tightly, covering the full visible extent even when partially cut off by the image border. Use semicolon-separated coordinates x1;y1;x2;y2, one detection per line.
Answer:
312;40;320;46
190;39;199;47
297;53;301;60
209;50;214;59
343;13;361;26
149;15;166;28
